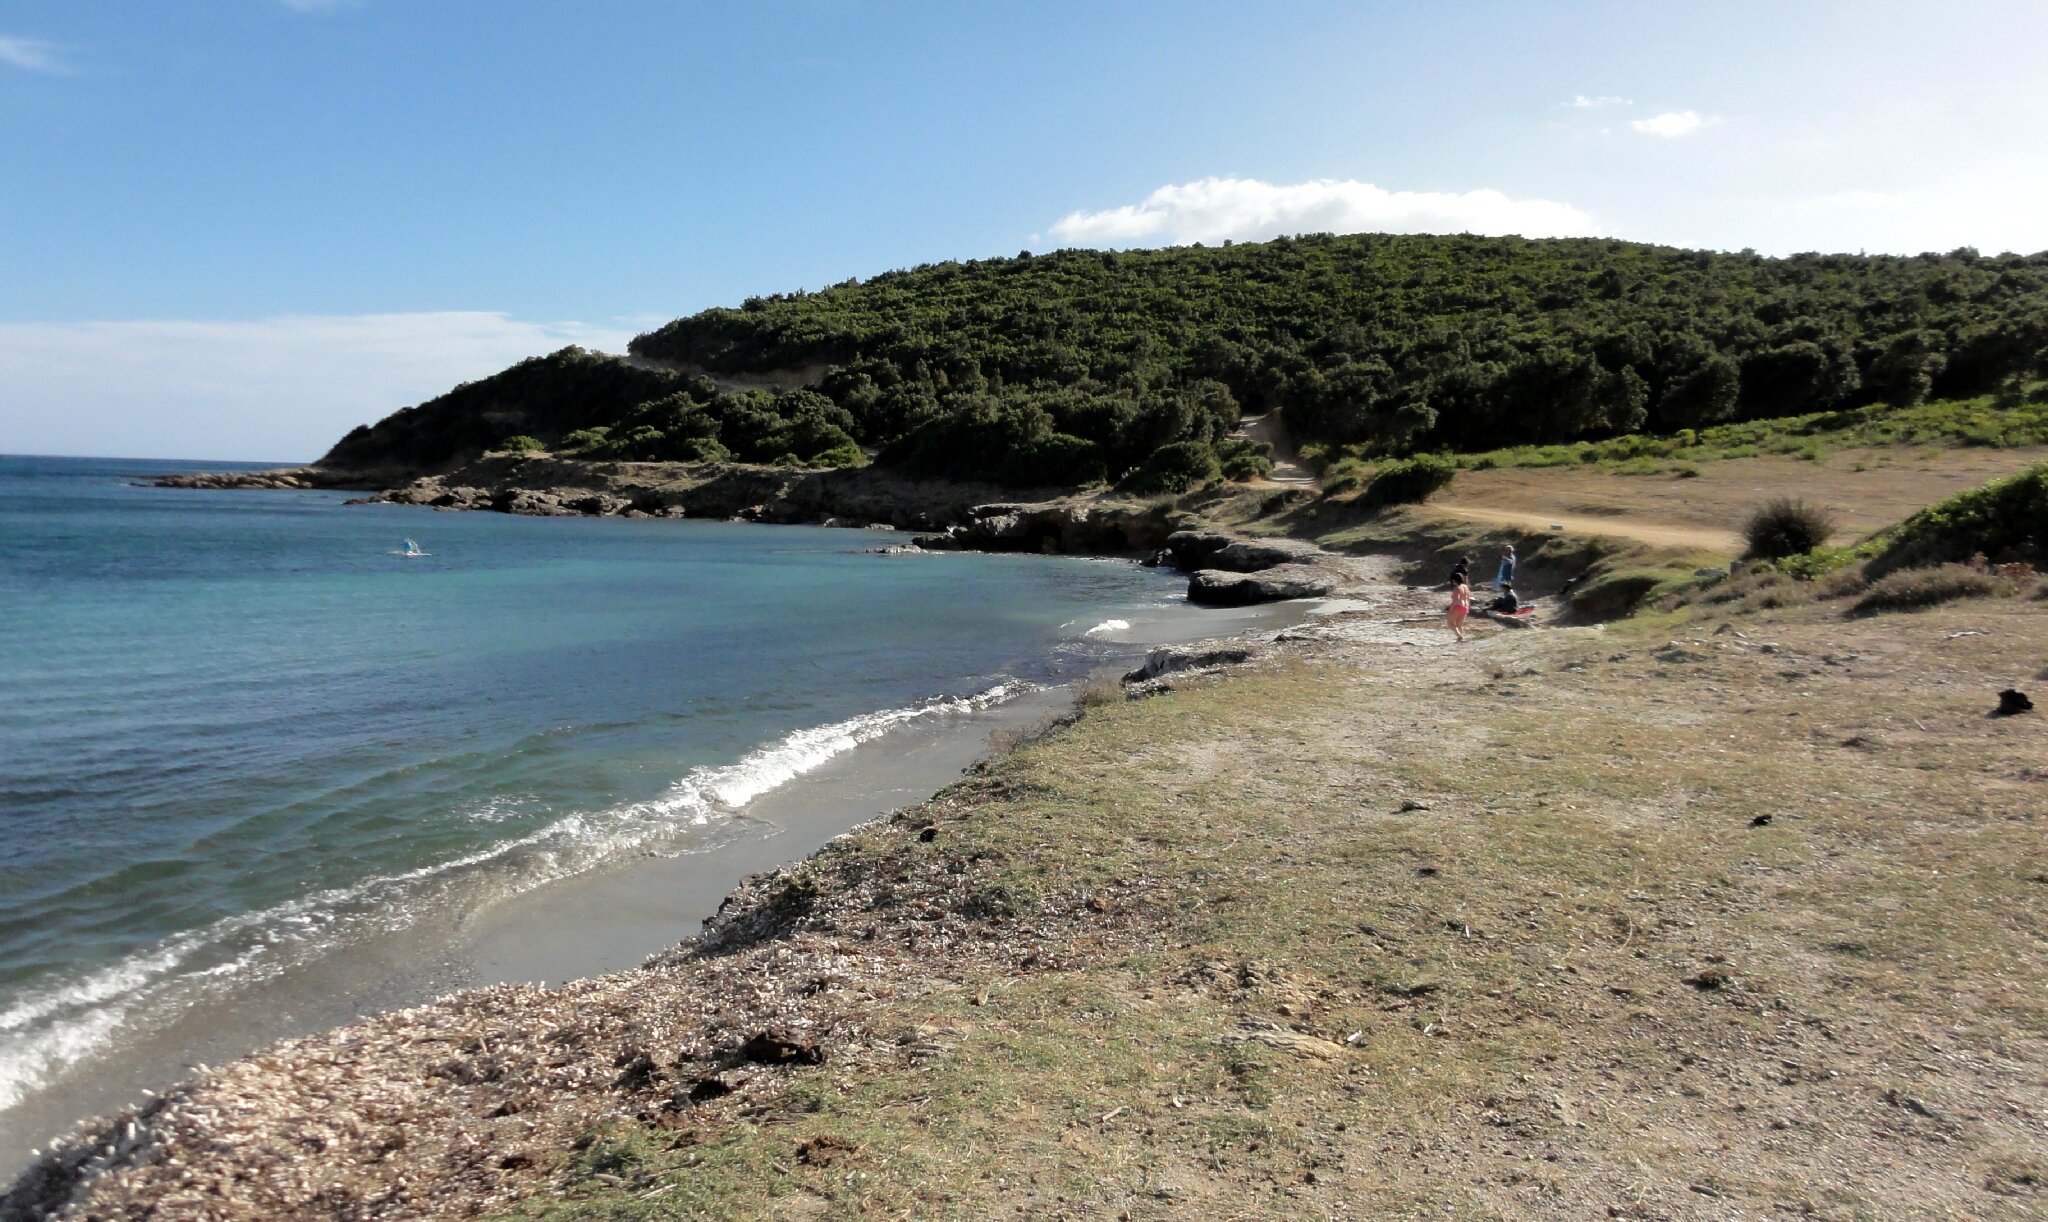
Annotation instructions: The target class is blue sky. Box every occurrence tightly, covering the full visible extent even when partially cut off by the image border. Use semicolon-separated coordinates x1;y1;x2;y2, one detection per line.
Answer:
4;0;2046;460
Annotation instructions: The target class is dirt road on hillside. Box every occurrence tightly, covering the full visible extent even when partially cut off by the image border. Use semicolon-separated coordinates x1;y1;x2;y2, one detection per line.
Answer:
1426;504;1742;552
1427;444;2048;554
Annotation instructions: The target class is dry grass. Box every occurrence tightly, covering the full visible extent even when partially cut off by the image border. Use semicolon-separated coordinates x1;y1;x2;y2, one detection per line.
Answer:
482;597;2048;1220
1850;563;2009;615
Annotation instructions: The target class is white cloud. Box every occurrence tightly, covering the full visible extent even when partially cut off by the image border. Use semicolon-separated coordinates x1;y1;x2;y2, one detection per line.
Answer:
0;312;642;462
1044;176;1598;248
1804;190;1892;212
1567;94;1631;109
1629;110;1714;138
0;35;66;73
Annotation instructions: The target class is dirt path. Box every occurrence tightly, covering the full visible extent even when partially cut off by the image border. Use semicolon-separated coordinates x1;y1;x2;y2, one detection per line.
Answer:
1424;503;1742;552
1233;413;1315;484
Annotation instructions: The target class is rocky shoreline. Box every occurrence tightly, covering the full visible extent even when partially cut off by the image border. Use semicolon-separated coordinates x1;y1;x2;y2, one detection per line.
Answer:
155;459;1362;607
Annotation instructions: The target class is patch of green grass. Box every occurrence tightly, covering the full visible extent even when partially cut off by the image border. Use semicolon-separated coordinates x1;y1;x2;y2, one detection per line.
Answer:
1445;394;2048;474
1568;564;1699;618
1868;460;2048;575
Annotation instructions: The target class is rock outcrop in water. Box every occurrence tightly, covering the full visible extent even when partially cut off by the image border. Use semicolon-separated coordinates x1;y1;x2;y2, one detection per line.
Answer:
151;467;391;491
156;457;1360;604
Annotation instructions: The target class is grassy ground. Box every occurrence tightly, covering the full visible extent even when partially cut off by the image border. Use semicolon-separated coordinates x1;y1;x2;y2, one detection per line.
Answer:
495;582;2048;1220
1449;392;2048;475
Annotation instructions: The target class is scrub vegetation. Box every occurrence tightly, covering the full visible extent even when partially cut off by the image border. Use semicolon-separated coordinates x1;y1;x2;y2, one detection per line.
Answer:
319;234;2048;490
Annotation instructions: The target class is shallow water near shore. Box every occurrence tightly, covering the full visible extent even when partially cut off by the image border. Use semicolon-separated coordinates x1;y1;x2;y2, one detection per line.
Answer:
0;455;1297;1172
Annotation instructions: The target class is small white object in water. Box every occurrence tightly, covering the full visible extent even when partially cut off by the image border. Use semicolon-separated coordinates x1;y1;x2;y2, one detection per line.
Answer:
1084;619;1131;637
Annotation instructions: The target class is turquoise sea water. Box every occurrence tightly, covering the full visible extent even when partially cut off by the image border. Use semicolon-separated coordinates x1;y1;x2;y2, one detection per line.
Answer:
0;455;1197;1127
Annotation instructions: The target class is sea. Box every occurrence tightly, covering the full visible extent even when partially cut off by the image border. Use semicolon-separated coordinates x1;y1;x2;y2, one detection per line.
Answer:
0;454;1277;1169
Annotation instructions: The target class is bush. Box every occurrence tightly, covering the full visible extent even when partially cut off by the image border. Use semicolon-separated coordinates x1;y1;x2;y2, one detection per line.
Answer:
1743;498;1836;559
1850;564;2002;615
1361;454;1456;506
557;427;613;455
1868;462;2048;576
498;435;545;453
1119;441;1222;495
1215;437;1274;481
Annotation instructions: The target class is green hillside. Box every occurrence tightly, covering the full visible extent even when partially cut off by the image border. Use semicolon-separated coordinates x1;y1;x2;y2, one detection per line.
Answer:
323;233;2048;487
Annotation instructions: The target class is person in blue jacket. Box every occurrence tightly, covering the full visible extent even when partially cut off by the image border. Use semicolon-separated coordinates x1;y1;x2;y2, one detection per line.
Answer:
1495;544;1516;591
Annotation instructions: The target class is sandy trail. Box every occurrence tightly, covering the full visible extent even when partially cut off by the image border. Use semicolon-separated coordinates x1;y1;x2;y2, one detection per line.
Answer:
1234;413;1315;484
1424;504;1742;552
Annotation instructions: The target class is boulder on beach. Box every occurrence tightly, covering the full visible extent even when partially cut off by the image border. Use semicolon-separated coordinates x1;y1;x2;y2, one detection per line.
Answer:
1187;564;1337;606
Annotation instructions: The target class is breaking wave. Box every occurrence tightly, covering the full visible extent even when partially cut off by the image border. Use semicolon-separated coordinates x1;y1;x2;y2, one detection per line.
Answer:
0;682;1030;1115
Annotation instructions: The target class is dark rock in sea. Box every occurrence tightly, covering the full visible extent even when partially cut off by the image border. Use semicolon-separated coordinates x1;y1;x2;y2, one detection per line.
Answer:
152;466;391;492
1165;529;1234;569
1187;565;1337;606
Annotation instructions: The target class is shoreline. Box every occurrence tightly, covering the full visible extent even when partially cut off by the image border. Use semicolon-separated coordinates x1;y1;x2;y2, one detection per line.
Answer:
2;565;1433;1220
151;457;1368;609
15;570;2043;1218
0;575;1321;1183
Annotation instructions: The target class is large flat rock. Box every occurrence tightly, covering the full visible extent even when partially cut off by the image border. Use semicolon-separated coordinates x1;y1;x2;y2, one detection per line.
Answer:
1187;564;1337;606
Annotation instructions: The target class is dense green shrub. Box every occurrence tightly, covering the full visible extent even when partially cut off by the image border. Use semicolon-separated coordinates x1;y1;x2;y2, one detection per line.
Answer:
635;239;2048;461
877;399;1105;487
557;427;613;455
1743;498;1837;559
1867;462;2048;575
324;234;2048;487
1215;437;1274;481
498;435;545;453
1119;441;1222;494
1360;454;1456;506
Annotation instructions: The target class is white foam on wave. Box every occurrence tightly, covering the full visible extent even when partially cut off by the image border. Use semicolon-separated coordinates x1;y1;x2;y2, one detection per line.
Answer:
0;682;1030;1117
1082;619;1131;638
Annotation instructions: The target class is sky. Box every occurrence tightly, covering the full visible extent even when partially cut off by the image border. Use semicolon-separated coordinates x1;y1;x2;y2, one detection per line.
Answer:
4;1;2047;461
